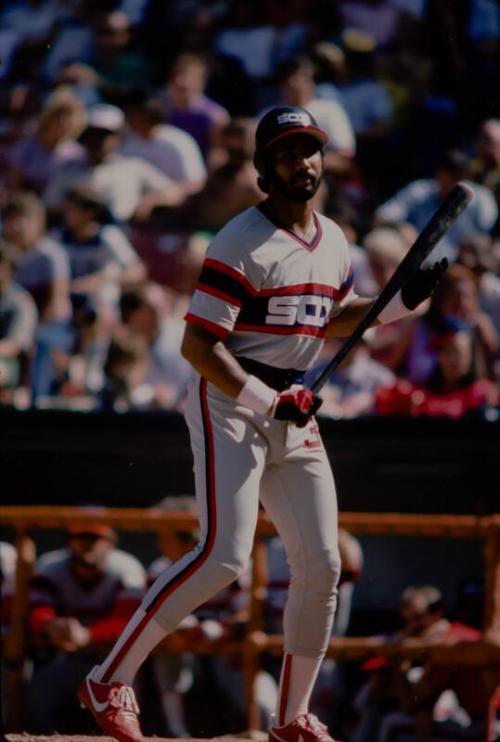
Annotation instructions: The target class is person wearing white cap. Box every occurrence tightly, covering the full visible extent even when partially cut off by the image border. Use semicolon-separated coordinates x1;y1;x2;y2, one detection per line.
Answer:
44;104;186;223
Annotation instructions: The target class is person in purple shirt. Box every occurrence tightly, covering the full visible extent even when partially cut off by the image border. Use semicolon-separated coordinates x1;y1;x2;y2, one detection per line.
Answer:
161;53;230;159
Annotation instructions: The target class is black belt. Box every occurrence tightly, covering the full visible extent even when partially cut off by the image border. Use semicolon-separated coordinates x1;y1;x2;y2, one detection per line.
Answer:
236;356;305;392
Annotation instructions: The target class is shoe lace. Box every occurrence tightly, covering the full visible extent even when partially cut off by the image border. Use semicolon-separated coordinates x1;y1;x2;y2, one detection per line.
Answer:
304;714;335;741
109;685;140;717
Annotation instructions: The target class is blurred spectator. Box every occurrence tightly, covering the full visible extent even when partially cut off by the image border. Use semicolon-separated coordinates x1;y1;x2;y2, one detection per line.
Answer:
456;232;500;335
56;185;145;325
98;333;149;412
276;56;355;174
120;90;206;192
375;150;498;262
118;284;192;409
375;317;498;419
43;103;185;224
49;10;149;99
351;584;486;742
307;338;396;418
337;0;416;50
1;192;73;400
360;226;417;372
384;264;499;385
214;0;308;85
26;522;146;733
0;243;38;403
6;87;86;194
184;118;262;232
470;118;500;236
160;53;230;158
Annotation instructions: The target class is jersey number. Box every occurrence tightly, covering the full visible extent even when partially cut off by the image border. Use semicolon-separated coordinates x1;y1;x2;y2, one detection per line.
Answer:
265;295;333;327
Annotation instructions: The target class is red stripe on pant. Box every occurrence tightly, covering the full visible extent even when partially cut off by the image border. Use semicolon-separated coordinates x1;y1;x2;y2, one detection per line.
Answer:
101;378;217;682
278;652;293;725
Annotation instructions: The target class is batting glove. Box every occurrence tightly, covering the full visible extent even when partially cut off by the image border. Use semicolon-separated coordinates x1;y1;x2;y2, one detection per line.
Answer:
273;387;322;427
401;258;449;310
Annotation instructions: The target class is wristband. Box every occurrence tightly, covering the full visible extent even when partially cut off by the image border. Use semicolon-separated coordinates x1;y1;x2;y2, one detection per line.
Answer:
237;375;277;415
378;291;412;324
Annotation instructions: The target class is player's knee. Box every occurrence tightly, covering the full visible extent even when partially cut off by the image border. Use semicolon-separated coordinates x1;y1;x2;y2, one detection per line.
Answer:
205;554;245;589
307;549;341;595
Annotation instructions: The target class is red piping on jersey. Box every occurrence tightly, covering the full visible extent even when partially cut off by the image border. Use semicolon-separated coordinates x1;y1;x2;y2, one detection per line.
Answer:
196;282;243;307
258;202;323;252
235;322;326;338
101;379;218;682
204;258;258;296
278;652;293;725
259;283;338;298
184;312;229;339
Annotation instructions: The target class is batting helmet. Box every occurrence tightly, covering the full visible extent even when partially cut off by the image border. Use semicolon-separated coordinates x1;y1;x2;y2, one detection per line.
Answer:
255;106;328;155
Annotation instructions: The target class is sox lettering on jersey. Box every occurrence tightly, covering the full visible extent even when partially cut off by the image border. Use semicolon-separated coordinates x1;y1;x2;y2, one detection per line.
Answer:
265;295;334;327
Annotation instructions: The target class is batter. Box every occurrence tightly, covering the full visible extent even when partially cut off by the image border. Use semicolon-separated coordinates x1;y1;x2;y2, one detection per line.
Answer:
78;106;447;742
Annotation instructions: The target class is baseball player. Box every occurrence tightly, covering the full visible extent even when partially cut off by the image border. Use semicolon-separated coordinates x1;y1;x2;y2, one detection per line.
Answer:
77;106;447;742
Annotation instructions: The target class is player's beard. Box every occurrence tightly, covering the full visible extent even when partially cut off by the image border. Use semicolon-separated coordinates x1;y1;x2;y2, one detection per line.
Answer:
268;169;321;203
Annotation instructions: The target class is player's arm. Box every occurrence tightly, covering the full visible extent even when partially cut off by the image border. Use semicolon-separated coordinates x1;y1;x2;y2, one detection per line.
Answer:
181;322;249;399
181;322;319;426
326;258;449;338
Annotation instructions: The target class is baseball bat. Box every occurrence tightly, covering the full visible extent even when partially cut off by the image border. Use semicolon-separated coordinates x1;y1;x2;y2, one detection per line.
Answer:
310;181;474;394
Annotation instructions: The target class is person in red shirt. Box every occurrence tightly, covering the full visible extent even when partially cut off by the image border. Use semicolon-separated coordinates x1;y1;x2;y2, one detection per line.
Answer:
25;524;146;733
375;317;498;419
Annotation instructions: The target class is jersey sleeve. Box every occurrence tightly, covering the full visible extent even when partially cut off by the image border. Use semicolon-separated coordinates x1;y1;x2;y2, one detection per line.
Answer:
329;226;358;318
185;225;260;338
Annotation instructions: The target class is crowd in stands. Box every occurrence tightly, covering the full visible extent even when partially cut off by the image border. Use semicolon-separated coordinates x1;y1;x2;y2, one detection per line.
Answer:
0;0;499;418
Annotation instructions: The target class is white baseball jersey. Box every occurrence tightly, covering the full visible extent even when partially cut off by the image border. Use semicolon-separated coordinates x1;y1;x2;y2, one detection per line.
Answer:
186;204;357;371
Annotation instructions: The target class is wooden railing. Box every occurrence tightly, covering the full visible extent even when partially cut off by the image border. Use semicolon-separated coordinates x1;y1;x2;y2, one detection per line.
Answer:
1;506;499;737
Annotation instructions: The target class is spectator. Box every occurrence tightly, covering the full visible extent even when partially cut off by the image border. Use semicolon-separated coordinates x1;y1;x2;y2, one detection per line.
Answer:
276;56;355;174
56;185;146;325
98;333;149;412
375;150;499;262
470;118;500;236
388;264;499;385
43;103;185;224
0;541;17;727
161;53;230;158
307;338;396;418
375;317;498;419
120;90;206;192
118;284;192;410
6;87;86;193
337;0;417;50
351;584;485;742
183;118;263;232
1;192;73;400
361;226;420;373
456;232;500;335
26;522;146;734
0;243;38;404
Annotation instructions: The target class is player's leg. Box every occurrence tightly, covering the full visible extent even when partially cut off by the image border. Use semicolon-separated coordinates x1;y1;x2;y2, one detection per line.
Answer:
260;421;341;738
78;378;267;741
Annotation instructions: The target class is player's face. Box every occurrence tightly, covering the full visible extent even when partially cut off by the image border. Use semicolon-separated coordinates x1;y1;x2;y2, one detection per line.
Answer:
268;134;323;203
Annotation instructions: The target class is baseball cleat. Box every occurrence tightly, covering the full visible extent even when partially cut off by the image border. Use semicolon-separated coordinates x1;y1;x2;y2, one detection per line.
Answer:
269;713;341;742
77;666;143;742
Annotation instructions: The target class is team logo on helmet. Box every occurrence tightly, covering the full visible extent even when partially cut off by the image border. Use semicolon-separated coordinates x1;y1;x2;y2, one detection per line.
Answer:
276;112;311;126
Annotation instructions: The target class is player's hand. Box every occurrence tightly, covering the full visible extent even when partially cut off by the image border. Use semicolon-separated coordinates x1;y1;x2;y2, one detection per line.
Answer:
273;387;322;427
401;258;448;310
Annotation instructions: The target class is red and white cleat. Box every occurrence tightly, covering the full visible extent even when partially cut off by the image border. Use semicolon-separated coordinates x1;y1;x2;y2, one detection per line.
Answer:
77;667;144;742
269;713;342;742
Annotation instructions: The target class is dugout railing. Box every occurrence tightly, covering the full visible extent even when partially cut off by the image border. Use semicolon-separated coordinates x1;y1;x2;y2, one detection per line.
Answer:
1;506;499;737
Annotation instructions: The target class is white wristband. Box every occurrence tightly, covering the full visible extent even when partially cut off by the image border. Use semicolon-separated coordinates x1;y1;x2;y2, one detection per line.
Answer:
237;375;277;415
378;291;412;324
